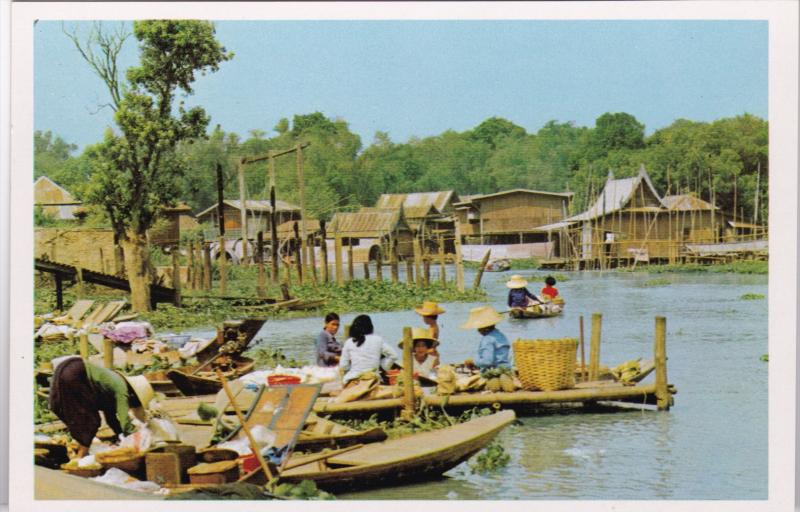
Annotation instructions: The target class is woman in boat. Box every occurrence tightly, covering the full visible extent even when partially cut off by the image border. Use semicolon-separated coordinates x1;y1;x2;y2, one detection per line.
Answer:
398;327;440;377
460;306;511;370
506;275;542;309
339;315;398;386
414;301;445;340
48;356;154;460
315;312;342;367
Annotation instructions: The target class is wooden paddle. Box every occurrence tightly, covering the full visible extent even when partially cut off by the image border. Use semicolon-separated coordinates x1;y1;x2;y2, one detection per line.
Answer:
190;351;224;376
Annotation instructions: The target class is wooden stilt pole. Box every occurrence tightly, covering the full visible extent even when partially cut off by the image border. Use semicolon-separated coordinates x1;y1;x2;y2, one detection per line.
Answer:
589;313;602;381
401;326;415;420
256;231;266;297
405;258;413;285
654;316;670;410
76;268;84;299
194;242;203;290
334;232;343;286
453;221;465;292
438;234;446;285
308;234;318;285
237;158;249;264
390;237;399;284
412;233;422;288
186;241;195;290
171;247;182;307
347;241;354;282
423;258;430;287
293;221;304;284
202;239;212;291
218;236;227;295
363;261;370;280
473;249;492;290
55;274;64;311
375;248;383;282
320;220;329;284
579;315;586;382
268;154;279;285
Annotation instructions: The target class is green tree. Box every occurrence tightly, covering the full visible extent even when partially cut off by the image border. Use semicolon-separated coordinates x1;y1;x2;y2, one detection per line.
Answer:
72;21;232;311
468;117;526;150
590;112;645;158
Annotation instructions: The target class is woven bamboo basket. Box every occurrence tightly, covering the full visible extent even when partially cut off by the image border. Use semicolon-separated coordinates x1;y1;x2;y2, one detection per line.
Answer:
513;338;578;391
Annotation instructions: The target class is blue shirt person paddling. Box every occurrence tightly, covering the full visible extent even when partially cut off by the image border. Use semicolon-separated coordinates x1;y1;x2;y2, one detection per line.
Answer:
460;306;511;370
506;274;542;308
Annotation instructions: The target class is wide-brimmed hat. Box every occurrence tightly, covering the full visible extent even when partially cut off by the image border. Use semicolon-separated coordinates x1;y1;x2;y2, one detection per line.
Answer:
398;327;440;349
414;301;446;316
506;275;529;289
460;306;504;329
122;374;155;409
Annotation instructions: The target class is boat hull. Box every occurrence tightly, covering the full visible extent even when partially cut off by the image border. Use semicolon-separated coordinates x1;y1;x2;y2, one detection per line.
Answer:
166;357;255;396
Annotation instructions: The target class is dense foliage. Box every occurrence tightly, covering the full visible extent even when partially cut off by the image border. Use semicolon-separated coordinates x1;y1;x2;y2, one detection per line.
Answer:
37;110;768;225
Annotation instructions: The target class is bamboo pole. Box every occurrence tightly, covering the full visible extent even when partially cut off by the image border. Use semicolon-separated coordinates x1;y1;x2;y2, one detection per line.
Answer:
654;316;670;411
76;268;84;299
401;326;415;420
347;241;354;282
472;249;492;290
186;241;195;290
405;258;413;285
218;236;227;295
334;233;343;286
194;242;203;290
375;248;383;282
308;233;318;285
412;233;422;287
390;237;399;283
423;258;430;287
103;337;114;369
293;222;303;284
171;247;182;307
202;240;212;291
268;154;279;285
589;313;602;381
453;220;465;292
256;231;266;297
296;144;311;284
579;315;586;382
217;370;274;481
362;261;370;280
237;159;249;264
438;234;446;285
79;333;89;360
320;220;329;284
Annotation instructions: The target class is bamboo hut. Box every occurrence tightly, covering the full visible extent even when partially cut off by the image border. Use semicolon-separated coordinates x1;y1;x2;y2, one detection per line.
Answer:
374;191;461;253
326;208;413;262
196;199;301;241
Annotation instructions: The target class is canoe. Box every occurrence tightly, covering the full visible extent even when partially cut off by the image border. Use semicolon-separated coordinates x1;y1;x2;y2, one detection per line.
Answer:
278;409;516;492
509;305;563;319
485;258;511;272
295;414;387;452
166;355;256;396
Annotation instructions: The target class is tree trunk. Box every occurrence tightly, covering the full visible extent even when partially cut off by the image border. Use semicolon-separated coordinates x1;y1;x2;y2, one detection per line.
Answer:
121;231;152;312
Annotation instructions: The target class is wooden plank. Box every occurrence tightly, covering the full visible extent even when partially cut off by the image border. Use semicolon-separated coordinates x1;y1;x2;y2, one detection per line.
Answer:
66;299;95;321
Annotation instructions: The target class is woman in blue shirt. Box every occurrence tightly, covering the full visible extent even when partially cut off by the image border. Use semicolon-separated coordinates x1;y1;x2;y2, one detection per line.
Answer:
506;275;542;309
460;306;511;369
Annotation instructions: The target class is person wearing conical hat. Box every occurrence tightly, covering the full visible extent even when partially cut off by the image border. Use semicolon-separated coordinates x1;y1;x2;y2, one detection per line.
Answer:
506;275;542;309
414;301;445;340
398;327;440;376
48;357;155;460
460;306;511;370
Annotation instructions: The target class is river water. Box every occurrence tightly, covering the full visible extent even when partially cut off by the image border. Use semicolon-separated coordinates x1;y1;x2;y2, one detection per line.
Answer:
187;268;768;500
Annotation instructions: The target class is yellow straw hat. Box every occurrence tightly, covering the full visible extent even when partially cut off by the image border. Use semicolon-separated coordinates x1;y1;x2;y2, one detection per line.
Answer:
414;301;446;316
398;327;440;349
506;275;529;289
123;374;155;409
460;306;504;329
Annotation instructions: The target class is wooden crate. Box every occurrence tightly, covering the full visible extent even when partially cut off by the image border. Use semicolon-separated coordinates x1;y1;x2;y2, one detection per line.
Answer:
146;452;181;486
187;460;240;485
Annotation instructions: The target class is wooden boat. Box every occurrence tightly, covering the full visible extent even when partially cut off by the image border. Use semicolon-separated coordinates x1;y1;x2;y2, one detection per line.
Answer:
295;414;387;452
509;304;563;319
485;258;511;272
278;410;516;492
166;355;256;396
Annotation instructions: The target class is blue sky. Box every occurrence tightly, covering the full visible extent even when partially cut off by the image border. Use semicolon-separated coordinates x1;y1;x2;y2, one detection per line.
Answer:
35;20;767;151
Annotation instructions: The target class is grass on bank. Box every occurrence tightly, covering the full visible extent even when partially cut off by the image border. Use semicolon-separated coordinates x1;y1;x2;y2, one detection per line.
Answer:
618;260;767;275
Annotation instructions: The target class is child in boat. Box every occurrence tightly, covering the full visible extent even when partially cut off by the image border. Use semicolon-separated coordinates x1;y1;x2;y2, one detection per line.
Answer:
506;275;542;309
414;301;445;340
48;357;154;460
541;276;559;301
339;315;398;386
461;306;511;370
398;327;440;377
315;312;342;367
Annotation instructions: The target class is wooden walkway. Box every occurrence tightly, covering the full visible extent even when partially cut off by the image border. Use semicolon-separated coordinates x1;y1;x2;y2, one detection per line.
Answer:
35;258;176;309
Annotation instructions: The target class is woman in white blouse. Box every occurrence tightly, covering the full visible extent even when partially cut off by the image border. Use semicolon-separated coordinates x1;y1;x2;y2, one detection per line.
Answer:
339;315;398;386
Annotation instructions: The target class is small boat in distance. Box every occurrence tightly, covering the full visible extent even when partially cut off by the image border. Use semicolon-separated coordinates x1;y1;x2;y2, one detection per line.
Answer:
485;258;512;272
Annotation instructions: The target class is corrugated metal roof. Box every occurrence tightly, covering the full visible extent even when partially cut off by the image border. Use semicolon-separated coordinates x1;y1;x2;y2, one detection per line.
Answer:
276;219;321;238
34;176;80;205
196;199;300;218
328;209;408;238
567;166;667;222
375;191;458;218
661;194;717;211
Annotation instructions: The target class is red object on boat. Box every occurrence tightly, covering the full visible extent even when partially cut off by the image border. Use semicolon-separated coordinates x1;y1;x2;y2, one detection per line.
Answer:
386;369;401;385
240;454;259;473
267;374;301;386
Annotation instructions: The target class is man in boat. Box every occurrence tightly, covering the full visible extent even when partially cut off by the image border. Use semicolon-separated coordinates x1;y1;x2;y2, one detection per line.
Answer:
506;275;543;311
315;312;343;367
398;327;440;378
460;306;511;370
48;356;155;460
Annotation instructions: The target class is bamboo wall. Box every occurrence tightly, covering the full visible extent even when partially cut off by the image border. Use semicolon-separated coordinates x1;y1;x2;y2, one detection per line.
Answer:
459;192;569;238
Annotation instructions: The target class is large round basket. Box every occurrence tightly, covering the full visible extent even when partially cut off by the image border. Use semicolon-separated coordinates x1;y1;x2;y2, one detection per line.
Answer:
513;338;578;391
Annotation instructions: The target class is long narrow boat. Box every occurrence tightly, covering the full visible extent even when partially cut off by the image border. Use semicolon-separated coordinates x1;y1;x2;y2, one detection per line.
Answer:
278;410;516;492
166;355;256;396
509;305;563;319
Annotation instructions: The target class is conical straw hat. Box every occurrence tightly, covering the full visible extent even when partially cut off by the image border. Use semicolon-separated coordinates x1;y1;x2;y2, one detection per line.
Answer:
506;275;528;289
460;306;504;329
414;301;446;316
398;327;440;349
123;374;154;409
